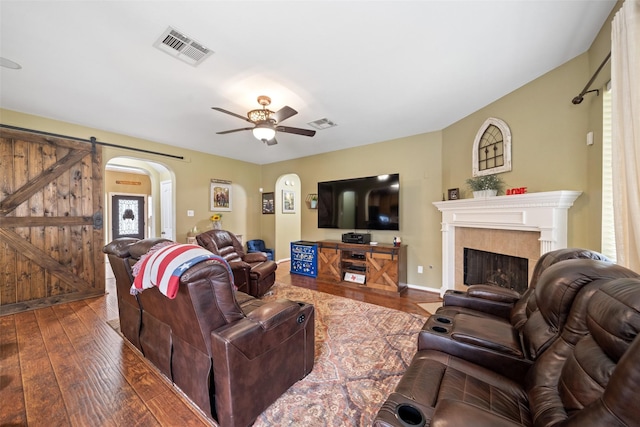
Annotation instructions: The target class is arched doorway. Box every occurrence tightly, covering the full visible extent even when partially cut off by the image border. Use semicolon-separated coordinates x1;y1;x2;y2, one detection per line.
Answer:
274;173;301;261
104;157;174;243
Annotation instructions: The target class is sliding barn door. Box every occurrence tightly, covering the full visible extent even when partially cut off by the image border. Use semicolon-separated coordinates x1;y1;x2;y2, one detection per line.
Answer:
0;127;104;315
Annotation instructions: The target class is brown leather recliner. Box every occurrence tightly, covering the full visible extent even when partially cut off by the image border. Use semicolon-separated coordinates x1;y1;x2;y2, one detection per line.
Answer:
374;275;640;427
437;248;611;322
103;236;170;353
196;229;277;297
418;259;639;381
103;238;315;427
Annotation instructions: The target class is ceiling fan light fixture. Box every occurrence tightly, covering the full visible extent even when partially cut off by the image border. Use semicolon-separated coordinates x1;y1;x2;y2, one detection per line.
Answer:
253;124;276;141
248;109;272;122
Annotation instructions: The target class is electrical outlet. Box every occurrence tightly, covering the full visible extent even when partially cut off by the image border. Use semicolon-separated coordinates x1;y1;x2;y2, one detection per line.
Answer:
587;131;594;146
187;210;194;217
417;265;423;274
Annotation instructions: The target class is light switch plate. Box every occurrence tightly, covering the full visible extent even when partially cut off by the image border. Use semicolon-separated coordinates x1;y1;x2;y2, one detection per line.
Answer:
187;210;194;217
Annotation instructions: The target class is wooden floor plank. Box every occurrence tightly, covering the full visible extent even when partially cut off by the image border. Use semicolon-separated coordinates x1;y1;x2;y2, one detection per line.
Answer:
66;298;167;393
0;315;27;426
14;310;70;426
146;388;214;427
35;306;119;426
52;301;166;427
3;260;439;426
68;296;209;425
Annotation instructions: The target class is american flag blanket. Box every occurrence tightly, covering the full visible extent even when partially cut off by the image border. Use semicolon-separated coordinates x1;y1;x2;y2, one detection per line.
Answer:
131;243;231;299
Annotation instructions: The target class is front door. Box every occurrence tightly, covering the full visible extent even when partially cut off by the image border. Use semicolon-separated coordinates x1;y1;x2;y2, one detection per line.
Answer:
111;195;145;240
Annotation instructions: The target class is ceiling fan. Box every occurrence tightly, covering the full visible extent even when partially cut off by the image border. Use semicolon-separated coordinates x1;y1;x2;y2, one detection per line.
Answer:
212;95;316;146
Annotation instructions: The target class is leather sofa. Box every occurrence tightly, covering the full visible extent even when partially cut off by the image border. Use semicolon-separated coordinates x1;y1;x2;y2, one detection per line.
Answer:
103;238;315;427
418;259;637;381
437;248;611;322
374;260;640;427
197;229;277;297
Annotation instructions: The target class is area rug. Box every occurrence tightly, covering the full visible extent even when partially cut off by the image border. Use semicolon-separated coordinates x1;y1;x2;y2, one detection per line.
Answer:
106;283;428;426
254;282;427;427
417;301;443;315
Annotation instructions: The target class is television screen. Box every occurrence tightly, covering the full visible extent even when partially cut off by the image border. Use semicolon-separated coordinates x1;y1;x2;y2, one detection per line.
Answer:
317;173;399;230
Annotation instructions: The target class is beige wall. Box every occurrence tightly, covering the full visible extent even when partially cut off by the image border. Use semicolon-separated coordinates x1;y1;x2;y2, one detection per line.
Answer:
105;170;151;195
441;3;618;253
442;53;594;249
261;132;444;290
0;109;263;245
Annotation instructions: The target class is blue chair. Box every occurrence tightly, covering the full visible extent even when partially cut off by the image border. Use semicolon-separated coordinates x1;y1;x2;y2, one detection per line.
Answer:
247;239;274;261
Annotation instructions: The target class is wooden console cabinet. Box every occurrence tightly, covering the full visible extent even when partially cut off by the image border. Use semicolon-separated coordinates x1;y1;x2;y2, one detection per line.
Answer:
317;240;407;294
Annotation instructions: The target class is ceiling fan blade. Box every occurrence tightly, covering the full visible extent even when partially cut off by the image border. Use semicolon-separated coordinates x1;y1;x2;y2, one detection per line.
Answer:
272;106;297;123
211;107;252;123
276;126;316;137
265;137;278;146
216;127;253;135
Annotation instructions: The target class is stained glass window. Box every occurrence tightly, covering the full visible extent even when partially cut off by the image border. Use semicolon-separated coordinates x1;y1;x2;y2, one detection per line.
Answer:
118;199;139;236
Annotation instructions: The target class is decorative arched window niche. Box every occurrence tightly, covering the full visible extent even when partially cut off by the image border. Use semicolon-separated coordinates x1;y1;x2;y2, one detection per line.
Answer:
472;117;512;177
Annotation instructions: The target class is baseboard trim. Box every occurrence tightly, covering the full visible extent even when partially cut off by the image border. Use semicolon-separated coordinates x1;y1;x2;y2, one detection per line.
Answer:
406;283;443;297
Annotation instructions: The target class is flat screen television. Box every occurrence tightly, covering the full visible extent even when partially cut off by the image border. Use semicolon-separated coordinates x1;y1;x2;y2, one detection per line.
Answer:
317;173;399;230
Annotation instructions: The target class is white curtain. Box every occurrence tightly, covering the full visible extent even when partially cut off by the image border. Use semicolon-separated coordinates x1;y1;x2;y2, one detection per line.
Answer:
611;0;640;272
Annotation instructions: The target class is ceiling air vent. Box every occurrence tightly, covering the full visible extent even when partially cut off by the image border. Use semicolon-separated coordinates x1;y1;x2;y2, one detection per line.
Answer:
153;27;213;66
308;118;337;130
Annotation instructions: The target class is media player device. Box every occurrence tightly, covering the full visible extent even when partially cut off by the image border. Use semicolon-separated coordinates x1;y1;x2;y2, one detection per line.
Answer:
341;232;372;244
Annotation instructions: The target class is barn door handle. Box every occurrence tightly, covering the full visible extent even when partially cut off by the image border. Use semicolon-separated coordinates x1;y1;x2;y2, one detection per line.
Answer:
93;211;103;230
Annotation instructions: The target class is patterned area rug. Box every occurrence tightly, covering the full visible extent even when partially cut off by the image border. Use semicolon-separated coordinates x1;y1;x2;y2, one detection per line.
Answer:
255;282;427;427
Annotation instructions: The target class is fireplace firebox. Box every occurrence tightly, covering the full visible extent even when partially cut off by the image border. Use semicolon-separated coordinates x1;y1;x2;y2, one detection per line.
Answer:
464;248;529;293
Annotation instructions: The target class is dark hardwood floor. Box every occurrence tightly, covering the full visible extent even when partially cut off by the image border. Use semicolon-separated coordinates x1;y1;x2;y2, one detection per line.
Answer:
0;260;440;426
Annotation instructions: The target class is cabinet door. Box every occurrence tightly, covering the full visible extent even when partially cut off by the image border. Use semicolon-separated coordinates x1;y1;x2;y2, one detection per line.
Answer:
318;246;341;282
366;251;399;292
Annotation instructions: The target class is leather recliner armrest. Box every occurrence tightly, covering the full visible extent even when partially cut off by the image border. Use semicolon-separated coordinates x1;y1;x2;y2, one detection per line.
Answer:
442;285;521;319
244;252;268;263
431;400;523;427
211;301;313;358
418;322;532;383
466;284;521;303
209;301;314;427
226;261;251;292
246;299;300;330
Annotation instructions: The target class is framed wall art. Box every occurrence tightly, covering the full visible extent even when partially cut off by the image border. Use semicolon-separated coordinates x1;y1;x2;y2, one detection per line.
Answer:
210;179;232;212
447;188;460;200
262;192;275;214
282;189;295;213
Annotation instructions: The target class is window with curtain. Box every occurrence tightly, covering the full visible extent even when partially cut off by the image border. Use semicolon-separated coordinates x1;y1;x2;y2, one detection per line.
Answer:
601;82;616;261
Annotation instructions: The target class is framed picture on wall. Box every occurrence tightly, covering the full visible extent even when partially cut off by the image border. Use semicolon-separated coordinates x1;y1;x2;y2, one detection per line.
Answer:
282;189;295;213
210;179;232;211
262;192;275;214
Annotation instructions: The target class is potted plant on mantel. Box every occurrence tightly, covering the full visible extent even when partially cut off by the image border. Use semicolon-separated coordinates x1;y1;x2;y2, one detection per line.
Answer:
466;174;505;198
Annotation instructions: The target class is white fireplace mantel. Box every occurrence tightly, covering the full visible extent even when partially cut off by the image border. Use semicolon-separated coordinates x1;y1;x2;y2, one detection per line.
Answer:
433;190;582;294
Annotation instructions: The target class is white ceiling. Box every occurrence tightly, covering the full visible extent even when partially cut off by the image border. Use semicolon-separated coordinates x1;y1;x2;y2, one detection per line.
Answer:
0;1;616;165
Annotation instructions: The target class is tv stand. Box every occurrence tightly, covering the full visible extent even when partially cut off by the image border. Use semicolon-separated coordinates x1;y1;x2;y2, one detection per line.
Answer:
317;240;407;294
